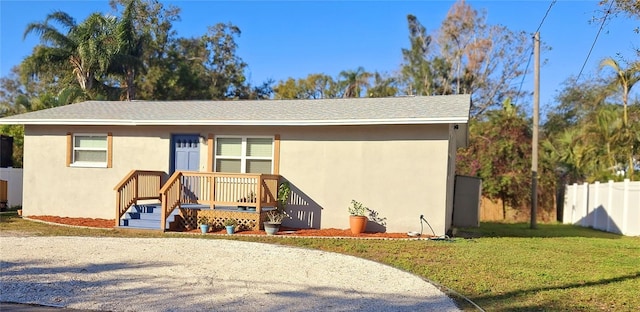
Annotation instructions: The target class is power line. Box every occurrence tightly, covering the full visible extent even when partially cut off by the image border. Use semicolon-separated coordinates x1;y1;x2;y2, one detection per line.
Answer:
576;0;616;82
515;47;534;106
514;0;556;106
536;0;557;34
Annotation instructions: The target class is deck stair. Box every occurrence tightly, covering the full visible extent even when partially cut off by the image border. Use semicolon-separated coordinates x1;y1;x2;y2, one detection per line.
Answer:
119;204;175;230
119;203;211;230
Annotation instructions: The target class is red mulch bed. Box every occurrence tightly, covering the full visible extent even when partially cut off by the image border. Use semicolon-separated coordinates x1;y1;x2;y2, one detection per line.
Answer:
26;216;414;239
28;216;115;228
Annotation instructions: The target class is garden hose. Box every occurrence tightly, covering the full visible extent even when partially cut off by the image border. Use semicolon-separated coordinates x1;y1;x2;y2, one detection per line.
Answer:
420;214;451;241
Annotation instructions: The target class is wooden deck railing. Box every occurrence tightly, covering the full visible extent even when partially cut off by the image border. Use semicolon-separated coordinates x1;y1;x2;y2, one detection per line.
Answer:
114;170;164;226
159;172;280;231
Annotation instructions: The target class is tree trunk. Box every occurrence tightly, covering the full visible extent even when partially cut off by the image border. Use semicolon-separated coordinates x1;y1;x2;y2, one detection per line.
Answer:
126;68;135;101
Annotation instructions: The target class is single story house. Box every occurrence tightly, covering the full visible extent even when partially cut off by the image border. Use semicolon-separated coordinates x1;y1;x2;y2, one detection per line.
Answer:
0;95;471;234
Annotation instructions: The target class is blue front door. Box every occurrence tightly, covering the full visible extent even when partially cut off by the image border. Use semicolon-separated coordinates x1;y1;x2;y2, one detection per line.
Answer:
172;135;200;173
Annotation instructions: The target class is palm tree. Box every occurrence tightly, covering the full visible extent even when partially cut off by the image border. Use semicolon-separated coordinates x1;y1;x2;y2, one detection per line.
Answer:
581;107;625;179
338;67;371;98
23;11;120;98
599;58;640;179
109;0;146;100
599;58;640;126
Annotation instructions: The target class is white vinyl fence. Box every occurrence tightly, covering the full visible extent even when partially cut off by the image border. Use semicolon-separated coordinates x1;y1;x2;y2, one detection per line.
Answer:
0;167;23;207
563;179;640;236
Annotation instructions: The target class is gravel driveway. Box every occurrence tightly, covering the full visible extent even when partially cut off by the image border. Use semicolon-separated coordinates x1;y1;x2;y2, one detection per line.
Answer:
0;235;460;311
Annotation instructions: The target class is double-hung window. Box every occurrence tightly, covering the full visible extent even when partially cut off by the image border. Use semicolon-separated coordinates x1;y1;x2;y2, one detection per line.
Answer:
70;133;111;168
215;137;273;174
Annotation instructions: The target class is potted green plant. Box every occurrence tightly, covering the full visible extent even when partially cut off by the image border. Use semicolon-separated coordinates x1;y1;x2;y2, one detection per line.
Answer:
348;199;369;235
263;181;291;235
223;218;237;234
198;215;210;234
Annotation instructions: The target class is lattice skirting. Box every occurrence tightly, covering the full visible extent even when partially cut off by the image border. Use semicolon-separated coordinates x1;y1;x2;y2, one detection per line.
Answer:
175;208;200;231
185;209;269;231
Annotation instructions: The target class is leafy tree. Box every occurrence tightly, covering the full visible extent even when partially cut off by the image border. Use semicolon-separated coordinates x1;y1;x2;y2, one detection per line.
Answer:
605;0;640;16
139;37;209;100
305;74;338;99
201;23;248;99
598;0;639;30
273;74;337;99
457;99;532;218
543;77;609;138
1;69;32;117
233;79;274;100
367;72;399;98
598;0;639;56
0;67;84;167
544;73;640;182
400;14;435;96
401;1;531;116
0;125;24;168
436;0;531;116
273;78;303;99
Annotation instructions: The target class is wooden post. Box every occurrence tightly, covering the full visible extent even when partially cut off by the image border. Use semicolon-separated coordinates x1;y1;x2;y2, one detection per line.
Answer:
214;173;216;209
207;134;214;172
133;172;139;200
273;135;281;175
256;175;262;214
115;190;121;227
160;192;167;232
66;133;72;167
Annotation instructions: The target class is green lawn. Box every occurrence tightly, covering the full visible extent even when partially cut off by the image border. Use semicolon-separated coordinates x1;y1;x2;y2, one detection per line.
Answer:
1;212;638;312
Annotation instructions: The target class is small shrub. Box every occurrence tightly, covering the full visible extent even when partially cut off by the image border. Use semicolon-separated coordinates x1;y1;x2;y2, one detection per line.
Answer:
348;200;368;216
197;216;209;225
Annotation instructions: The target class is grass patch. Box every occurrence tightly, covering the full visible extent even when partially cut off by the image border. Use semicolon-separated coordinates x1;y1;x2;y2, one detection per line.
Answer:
1;213;638;311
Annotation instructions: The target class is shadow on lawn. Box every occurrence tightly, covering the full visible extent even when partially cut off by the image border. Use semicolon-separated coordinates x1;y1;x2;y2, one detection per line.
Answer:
471;271;640;312
457;222;624;239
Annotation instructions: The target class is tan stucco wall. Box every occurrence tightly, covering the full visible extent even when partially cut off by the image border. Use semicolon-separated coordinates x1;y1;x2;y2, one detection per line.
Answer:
278;125;450;234
23;124;452;233
23;126;174;219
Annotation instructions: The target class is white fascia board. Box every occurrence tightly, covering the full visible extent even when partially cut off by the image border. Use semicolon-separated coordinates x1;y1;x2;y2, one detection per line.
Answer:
0;117;469;126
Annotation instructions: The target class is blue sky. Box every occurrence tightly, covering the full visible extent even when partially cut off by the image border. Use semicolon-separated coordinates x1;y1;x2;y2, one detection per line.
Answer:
1;0;638;111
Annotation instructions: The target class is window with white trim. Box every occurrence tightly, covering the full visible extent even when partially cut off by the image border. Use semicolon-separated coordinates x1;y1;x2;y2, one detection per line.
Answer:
72;134;108;167
215;136;273;174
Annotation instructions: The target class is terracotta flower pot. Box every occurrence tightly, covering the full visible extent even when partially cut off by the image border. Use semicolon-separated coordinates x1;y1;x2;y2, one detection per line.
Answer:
349;215;367;235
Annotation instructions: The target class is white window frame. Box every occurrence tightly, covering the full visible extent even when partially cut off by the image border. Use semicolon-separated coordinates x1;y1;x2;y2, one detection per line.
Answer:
214;135;274;173
71;133;109;168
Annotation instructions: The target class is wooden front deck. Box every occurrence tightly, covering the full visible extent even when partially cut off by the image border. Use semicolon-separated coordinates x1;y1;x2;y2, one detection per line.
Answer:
115;170;280;231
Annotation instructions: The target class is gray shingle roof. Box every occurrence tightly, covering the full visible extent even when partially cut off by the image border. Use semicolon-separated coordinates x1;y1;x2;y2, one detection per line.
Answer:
0;95;470;126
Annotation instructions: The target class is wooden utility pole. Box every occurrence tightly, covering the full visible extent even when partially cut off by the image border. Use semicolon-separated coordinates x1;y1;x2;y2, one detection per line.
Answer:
531;32;540;229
